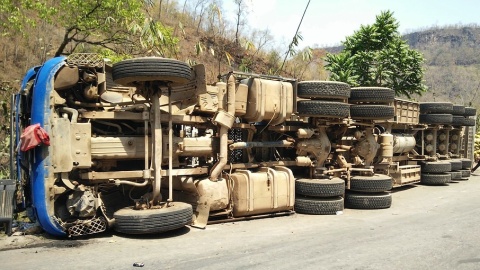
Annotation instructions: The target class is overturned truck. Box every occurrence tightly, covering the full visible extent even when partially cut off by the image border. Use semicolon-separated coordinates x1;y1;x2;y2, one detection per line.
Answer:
10;54;476;237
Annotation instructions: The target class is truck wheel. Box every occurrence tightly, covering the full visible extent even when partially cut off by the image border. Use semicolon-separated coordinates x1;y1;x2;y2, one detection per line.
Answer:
452;105;465;115
295;196;344;215
459;169;471;180
420;161;451;173
419;102;453;114
297;81;350;99
463;107;477;116
419;114;453;125
420;173;451;185
452;116;476;126
349;174;393;193
461;158;472;170
297;100;350;118
349;87;395;103
295;178;345;197
344;191;392;209
350;105;394;120
447;171;462;181
113;202;193;234
112;57;193;87
449;159;463;171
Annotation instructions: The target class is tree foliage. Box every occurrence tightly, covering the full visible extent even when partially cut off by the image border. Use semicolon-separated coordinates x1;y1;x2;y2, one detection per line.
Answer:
53;0;145;56
325;11;427;98
0;0;56;36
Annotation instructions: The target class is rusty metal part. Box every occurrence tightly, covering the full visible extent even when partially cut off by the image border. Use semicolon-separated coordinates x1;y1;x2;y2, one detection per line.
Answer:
152;91;162;204
210;73;235;181
168;86;173;203
59;107;78;123
353;129;379;166
80;110;209;124
228;140;294;150
207;211;295;225
113;179;149;187
296;127;331;167
143;105;150;184
297;128;315;139
392;134;416;154
80;167;209;181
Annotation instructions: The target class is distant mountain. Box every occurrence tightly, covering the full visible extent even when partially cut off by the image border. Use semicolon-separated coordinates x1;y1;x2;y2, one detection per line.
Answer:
405;26;480;108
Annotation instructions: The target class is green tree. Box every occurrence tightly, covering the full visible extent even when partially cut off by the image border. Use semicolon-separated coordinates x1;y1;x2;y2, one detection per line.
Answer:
0;0;56;36
53;0;145;56
325;11;427;98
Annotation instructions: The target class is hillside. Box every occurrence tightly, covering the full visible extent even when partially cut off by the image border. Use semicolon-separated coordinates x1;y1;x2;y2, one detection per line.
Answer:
403;26;480;108
1;4;479;107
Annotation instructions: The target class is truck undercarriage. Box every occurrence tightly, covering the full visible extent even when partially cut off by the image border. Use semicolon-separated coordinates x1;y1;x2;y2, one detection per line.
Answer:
10;54;476;237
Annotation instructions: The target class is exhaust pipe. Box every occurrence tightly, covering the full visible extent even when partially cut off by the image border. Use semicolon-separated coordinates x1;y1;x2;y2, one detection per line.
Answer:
209;73;236;181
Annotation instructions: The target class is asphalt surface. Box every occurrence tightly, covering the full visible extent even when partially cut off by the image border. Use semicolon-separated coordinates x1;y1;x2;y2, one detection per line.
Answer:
1;174;480;270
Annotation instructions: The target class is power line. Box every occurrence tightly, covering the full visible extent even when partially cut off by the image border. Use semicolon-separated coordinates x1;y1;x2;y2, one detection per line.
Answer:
276;0;311;75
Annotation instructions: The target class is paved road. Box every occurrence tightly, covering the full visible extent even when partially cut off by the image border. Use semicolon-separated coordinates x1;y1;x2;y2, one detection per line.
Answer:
2;174;480;270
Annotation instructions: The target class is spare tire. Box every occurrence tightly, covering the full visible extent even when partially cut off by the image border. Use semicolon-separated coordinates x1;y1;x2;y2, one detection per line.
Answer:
420;173;451;185
459;169;471;179
295;196;344;215
460;158;472;170
295;178;345;197
297;81;350;99
463;107;477;116
349;87;395;103
297;100;350;118
350;105;395;120
349;174;393;193
452;116;476;126
420;161;451;173
447;171;462;181
419;114;453;125
452;105;465;115
112;57;193;87
344;191;392;209
449;159;463;171
420;102;453;114
114;202;193;234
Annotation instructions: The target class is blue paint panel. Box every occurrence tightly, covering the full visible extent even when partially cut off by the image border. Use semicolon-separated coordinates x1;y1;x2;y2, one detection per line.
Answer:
16;67;39;186
30;57;67;237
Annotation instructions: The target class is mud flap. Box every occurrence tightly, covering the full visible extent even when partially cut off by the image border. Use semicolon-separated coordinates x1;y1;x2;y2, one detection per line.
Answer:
180;177;210;229
191;196;210;229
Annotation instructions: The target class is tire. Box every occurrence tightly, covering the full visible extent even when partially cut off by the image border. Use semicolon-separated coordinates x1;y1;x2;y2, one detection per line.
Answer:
344;191;392;209
295;178;345;197
420;173;451;185
459;169;471;179
447;171;462;181
452;105;465;115
349;87;395;103
350;105;395;120
419;114;453;125
420;161;451;173
461;158;472;170
419;102;453;114
297;100;350;118
112;57;193;87
297;81;350;99
463;107;477;116
452;116;476;126
349;174;393;193
449;159;463;171
113;202;193;234
295;196;344;215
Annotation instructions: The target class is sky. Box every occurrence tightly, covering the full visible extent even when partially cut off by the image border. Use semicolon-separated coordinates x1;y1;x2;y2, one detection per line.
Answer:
224;0;480;49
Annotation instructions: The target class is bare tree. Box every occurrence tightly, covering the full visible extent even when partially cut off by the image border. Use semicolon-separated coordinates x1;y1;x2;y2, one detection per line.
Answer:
233;0;248;45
